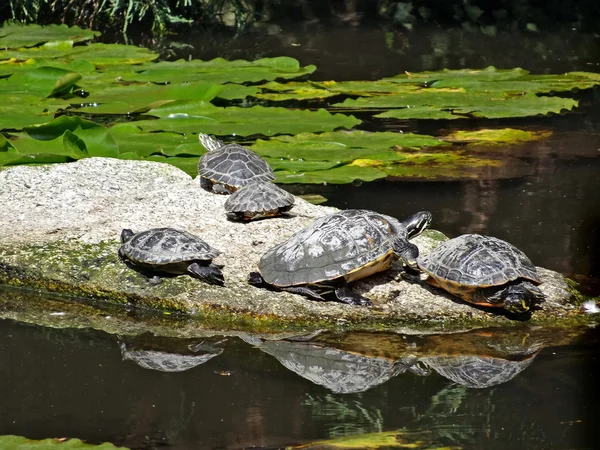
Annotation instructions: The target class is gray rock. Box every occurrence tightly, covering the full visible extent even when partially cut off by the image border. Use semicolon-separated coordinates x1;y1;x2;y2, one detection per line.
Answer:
0;158;587;333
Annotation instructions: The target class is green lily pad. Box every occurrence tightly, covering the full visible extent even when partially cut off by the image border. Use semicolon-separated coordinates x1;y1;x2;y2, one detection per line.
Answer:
117;57;316;84
0;435;128;449
0;95;67;130
143;155;200;177
368;92;578;119
443;128;552;144
109;123;201;157
4;116;119;163
0;42;158;67
0;23;100;49
133;104;361;136
0;67;81;98
77;82;224;114
216;84;260;100
275;165;387;184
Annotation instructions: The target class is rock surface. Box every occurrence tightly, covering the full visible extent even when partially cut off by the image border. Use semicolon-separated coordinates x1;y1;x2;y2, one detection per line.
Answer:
0;158;586;333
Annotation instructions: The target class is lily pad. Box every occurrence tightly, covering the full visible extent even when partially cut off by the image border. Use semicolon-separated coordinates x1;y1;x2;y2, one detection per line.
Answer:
443;128;552;144
0;435;127;449
133;103;361;136
76;82;224;114
275;165;387;184
117;57;317;84
369;92;578;119
1;67;81;98
6;116;119;163
109;124;201;157
0;23;100;49
0;42;158;67
0;95;67;130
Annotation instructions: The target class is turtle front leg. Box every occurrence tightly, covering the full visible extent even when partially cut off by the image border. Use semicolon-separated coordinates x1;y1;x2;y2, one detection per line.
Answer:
188;262;225;286
392;239;420;271
334;286;373;307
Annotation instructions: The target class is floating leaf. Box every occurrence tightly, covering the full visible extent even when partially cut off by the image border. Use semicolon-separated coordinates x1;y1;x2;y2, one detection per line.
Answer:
133;103;361;136
0;43;158;67
109;124;201;157
0;95;66;130
0;435;128;449
116;57;316;84
443;128;552;144
0;23;100;49
367;92;578;119
275;165;387;184
77;82;223;114
1;67;81;97
6;116;119;161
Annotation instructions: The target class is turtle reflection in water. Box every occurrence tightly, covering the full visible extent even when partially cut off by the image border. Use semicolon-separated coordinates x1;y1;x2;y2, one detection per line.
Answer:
249;209;432;306
198;133;275;194
245;337;415;394
417;353;539;389
417;234;545;314
120;337;224;373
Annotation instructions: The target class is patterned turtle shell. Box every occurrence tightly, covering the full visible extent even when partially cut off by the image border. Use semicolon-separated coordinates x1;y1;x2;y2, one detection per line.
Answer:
198;133;275;192
119;227;220;266
417;234;541;292
224;181;295;220
258;209;410;287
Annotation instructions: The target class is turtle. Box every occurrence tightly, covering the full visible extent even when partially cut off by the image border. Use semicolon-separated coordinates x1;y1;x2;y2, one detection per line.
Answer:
198;133;275;194
417;234;545;314
248;209;432;306
224;181;295;221
118;227;224;285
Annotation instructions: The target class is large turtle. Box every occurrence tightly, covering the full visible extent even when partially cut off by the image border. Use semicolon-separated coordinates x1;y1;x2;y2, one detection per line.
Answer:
248;209;432;306
118;227;224;285
417;234;544;314
198;133;275;194
224;181;295;221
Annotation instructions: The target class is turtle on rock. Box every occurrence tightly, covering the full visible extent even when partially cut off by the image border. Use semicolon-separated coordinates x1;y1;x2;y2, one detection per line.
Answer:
417;234;545;314
198;133;275;194
224;181;295;221
248;209;432;306
118;227;224;285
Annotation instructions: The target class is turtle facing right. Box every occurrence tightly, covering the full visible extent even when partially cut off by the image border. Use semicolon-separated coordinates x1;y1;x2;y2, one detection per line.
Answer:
417;234;544;314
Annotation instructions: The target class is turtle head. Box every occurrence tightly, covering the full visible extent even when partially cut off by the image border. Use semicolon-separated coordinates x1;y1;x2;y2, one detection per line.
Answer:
198;133;225;152
120;229;135;244
403;211;432;239
502;282;545;314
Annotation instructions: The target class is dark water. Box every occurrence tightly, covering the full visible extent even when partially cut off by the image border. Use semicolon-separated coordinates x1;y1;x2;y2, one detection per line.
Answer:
2;22;600;450
0;317;598;450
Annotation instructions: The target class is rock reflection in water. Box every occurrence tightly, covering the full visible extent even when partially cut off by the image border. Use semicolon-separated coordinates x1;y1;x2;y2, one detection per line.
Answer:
119;334;224;372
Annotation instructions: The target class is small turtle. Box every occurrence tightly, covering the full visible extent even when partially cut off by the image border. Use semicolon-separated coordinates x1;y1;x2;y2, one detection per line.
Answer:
248;209;432;306
119;227;224;285
198;133;275;194
224;181;295;221
417;234;544;314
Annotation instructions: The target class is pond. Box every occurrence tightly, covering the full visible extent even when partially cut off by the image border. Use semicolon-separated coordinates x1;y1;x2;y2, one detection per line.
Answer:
1;21;600;450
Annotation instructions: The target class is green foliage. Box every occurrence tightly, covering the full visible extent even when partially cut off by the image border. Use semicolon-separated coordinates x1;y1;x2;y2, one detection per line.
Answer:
0;435;128;449
1;23;599;184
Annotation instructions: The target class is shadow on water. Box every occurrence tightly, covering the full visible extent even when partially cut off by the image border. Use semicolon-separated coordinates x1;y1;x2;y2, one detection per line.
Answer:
0;307;598;449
